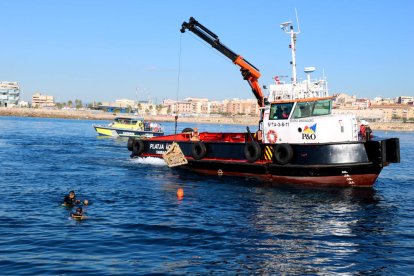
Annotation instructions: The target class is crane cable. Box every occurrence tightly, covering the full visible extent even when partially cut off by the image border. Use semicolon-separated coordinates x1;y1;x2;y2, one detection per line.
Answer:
174;33;183;139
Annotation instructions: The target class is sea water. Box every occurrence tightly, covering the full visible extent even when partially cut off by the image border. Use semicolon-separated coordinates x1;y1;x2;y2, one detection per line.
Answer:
0;116;413;274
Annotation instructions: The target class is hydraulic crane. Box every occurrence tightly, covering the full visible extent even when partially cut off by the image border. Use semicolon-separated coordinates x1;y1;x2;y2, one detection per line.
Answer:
180;17;265;107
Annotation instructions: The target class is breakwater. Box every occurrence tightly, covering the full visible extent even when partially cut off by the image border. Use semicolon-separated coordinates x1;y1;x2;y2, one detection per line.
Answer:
1;107;413;131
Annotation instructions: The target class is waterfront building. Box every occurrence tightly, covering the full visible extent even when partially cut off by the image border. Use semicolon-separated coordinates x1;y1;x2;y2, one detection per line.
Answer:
175;101;194;114
372;97;397;105
223;98;258;116
0;81;20;107
162;99;177;107
98;100;131;113
162;97;258;116
32;92;55;108
397;96;414;105
333;108;384;122
97;99;156;115
352;98;371;109
374;105;414;121
333;105;414;122
19;101;29;107
209;100;224;114
163;98;209;115
185;98;209;114
332;93;357;108
136;100;157;115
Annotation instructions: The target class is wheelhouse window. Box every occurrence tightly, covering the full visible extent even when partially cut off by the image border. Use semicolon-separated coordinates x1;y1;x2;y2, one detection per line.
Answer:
313;99;331;116
269;102;294;120
292;99;332;119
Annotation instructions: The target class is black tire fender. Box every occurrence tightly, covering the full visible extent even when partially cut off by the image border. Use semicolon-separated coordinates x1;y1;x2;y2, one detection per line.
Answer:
127;137;135;151
244;142;262;163
133;139;145;156
191;141;207;160
273;143;293;165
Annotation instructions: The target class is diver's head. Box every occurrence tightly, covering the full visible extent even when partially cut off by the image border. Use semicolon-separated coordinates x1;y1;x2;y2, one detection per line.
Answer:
69;191;75;199
83;199;89;206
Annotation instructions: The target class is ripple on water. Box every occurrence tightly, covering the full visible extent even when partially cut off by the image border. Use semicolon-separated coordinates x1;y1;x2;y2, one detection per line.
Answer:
0;117;413;274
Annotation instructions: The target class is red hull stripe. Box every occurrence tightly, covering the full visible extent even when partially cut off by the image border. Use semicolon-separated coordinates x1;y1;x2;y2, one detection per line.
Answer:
180;167;379;187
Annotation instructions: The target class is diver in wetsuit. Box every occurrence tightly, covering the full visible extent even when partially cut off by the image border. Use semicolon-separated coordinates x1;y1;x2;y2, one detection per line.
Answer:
71;207;84;219
63;191;80;206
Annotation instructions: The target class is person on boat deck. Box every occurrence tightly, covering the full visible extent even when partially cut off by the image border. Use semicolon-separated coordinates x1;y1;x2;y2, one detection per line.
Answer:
63;191;80;206
273;106;282;119
190;127;200;141
71;207;84;218
282;108;289;119
138;120;144;130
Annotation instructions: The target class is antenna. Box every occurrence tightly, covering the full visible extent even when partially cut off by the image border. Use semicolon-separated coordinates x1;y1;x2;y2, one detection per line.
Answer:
280;15;300;86
295;8;301;34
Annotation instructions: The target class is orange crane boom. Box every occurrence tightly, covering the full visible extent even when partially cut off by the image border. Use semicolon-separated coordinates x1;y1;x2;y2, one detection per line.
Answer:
180;17;265;107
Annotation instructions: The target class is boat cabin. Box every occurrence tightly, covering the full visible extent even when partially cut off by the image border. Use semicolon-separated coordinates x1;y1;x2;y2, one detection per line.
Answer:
261;97;358;144
109;117;145;130
113;117;143;125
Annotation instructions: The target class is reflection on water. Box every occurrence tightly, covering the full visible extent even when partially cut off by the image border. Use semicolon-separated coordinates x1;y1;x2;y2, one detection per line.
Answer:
248;186;398;274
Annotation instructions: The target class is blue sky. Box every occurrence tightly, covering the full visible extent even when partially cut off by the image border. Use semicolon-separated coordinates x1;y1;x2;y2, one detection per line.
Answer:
1;0;413;103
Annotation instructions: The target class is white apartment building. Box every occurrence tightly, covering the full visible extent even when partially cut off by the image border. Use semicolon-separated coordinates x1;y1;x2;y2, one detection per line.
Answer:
0;81;20;107
398;96;414;104
163;97;258;115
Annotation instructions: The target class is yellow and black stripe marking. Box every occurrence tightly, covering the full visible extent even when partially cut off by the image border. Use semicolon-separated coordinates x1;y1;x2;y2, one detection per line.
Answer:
264;146;273;161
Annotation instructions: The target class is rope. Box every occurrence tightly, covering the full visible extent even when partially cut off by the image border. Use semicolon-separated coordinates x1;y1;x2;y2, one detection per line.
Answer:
174;34;183;139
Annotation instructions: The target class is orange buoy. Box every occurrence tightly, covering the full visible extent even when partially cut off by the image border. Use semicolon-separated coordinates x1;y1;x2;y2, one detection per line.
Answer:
177;188;184;199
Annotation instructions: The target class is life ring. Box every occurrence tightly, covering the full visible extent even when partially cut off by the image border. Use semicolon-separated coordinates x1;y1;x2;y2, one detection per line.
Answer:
244;142;262;163
127;137;135;151
133;139;145;156
273;143;293;165
191;141;207;160
267;129;278;143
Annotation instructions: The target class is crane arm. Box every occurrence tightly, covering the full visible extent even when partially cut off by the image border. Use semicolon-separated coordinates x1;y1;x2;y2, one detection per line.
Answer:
180;17;264;107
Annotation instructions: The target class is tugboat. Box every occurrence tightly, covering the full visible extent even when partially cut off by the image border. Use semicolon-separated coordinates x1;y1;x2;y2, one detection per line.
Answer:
94;116;164;138
128;17;400;187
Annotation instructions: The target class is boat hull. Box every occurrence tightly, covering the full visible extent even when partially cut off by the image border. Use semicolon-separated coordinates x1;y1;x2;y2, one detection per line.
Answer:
178;160;380;187
94;125;164;138
128;135;400;187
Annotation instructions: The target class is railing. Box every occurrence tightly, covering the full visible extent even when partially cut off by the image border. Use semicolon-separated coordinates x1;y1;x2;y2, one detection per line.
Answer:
268;79;329;101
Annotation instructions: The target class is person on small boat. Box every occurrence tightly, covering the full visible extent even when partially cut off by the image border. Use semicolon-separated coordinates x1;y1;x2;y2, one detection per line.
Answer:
63;191;80;206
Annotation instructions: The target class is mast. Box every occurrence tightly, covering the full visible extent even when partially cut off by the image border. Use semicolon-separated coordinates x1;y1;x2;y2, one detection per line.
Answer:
280;21;300;86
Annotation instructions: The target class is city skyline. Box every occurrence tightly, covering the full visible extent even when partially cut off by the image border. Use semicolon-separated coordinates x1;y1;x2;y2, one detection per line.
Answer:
1;1;413;103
